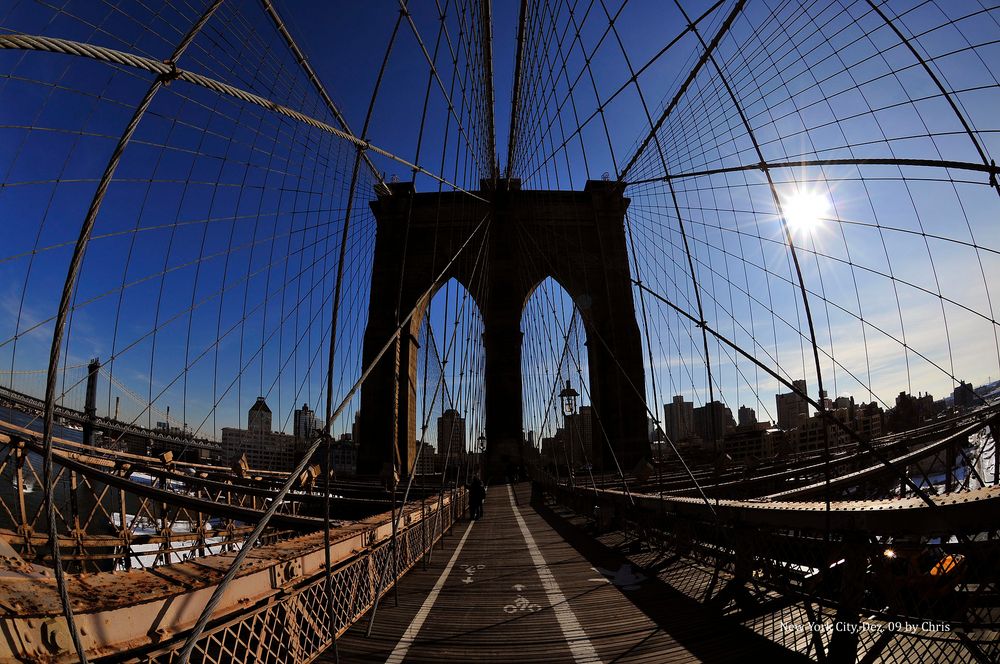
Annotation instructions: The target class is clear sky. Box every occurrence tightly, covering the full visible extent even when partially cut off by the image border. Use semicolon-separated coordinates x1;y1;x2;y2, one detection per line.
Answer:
1;0;998;448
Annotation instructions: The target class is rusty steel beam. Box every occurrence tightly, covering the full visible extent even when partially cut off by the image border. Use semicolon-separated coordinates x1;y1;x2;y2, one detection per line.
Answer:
0;489;464;661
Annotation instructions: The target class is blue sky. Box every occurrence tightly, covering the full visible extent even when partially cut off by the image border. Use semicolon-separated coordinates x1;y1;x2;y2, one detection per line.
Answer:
1;0;999;449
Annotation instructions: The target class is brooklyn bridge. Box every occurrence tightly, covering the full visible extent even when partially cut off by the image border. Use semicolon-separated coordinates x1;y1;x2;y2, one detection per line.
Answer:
0;0;999;661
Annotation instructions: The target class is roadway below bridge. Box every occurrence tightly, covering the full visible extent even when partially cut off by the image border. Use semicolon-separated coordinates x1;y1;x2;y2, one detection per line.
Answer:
328;483;806;663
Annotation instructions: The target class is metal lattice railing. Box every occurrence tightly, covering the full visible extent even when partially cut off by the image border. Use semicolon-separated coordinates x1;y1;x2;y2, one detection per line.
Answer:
0;483;465;662
542;479;1000;663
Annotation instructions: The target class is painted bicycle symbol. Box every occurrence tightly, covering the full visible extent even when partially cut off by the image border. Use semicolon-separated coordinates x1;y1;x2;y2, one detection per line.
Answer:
459;563;485;585
503;587;541;614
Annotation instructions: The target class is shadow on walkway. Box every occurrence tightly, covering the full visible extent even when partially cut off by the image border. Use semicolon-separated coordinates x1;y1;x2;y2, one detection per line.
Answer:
530;493;811;663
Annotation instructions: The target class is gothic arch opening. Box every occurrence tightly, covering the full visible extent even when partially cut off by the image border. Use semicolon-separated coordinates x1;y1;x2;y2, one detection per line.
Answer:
411;278;486;481
521;277;598;483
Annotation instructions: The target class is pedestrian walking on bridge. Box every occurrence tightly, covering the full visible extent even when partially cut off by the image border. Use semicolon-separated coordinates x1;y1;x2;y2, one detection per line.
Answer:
470;476;486;520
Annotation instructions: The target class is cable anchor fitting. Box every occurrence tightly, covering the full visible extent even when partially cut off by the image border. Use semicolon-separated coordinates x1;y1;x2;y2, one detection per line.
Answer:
159;59;180;84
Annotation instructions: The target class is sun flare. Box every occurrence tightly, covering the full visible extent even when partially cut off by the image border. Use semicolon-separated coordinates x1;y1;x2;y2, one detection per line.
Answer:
781;189;830;233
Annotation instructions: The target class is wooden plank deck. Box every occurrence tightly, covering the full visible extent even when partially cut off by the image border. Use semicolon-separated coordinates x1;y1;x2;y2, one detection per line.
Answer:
324;483;809;663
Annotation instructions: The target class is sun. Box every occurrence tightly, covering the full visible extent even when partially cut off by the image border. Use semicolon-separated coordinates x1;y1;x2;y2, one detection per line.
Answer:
781;189;830;233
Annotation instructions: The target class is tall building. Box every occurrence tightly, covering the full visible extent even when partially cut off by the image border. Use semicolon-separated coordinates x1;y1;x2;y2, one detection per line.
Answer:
887;391;937;432
737;406;757;427
724;423;780;462
834;395;854;411
663;395;694;442
248;396;272;433
693;400;735;443
437;409;466;462
540;434;558;465
330;436;358;474
222;397;299;472
293;403;321;441
776;380;809;430
351;410;361;446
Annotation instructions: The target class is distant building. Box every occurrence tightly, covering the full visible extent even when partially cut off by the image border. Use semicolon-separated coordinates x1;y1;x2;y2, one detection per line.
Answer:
564;405;594;465
693;401;735;444
724;422;780;462
248;396;272;433
953;381;976;409
155;421;185;436
330;437;357;474
737;406;757;427
352;411;361;446
222;397;300;472
887;391;938;432
834;396;854;411
792;409;850;455
415;442;438;474
541;434;559;465
855;401;884;439
664;395;694;443
776;380;809;430
293;403;321;441
437;409;466;462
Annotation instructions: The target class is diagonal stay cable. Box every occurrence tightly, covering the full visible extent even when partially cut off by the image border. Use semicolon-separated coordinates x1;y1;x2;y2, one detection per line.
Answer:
514;214;718;515
398;0;490;178
366;208;492;636
617;0;746;183
632;278;938;508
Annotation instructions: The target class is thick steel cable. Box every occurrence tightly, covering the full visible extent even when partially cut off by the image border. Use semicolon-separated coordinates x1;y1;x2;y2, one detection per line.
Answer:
0;34;487;202
175;211;490;662
37;3;225;661
627;156;1000;186
259;0;383;186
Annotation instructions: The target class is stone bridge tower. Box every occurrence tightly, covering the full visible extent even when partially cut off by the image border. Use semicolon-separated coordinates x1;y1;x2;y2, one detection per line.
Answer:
356;179;649;481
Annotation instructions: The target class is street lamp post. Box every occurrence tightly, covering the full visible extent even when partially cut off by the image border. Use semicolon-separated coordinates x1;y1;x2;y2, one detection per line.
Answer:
559;380;579;488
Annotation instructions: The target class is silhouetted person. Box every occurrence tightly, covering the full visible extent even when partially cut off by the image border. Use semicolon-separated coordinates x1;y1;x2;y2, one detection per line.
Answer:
469;477;486;520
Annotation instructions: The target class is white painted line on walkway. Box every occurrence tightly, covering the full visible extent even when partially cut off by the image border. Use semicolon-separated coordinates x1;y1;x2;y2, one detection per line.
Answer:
507;485;602;663
386;519;475;664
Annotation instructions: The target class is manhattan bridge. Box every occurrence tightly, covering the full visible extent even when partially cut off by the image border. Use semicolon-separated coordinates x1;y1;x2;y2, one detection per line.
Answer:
0;0;999;661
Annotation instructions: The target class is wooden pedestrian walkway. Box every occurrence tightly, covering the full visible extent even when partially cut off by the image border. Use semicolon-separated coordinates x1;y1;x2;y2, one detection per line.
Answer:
325;483;807;663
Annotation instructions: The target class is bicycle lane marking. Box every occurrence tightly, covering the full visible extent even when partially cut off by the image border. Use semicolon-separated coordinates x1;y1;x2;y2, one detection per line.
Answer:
386;519;476;664
507;485;602;663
